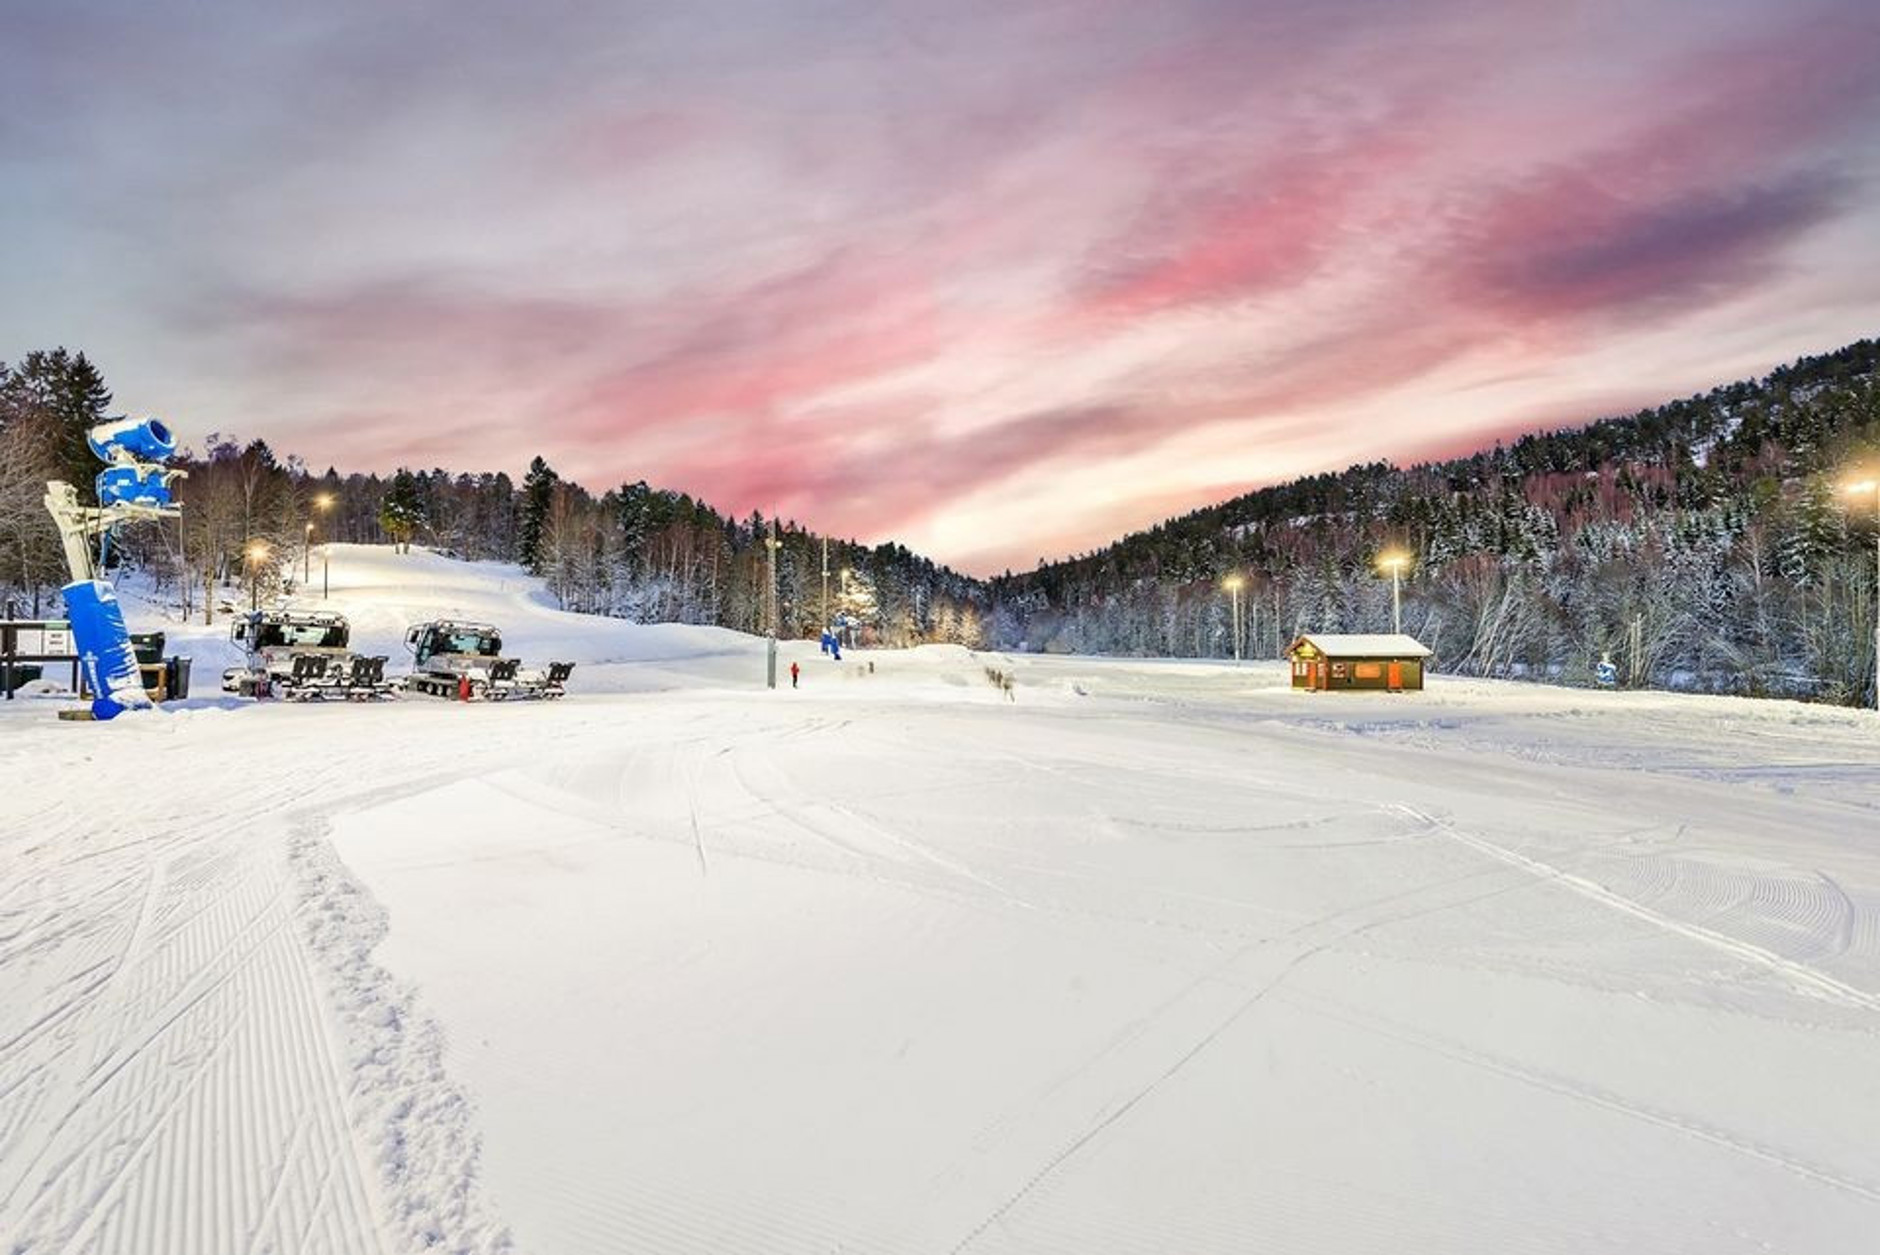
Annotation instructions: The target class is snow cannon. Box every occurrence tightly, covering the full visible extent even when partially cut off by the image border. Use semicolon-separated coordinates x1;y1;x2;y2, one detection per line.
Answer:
62;579;152;719
95;463;178;509
41;414;188;720
86;416;176;464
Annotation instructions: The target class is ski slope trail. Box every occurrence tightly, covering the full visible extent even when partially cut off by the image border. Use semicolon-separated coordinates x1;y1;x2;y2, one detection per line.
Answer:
115;543;778;698
6;544;1880;1254
0;545;776;1255
338;692;1880;1255
0;708;545;1255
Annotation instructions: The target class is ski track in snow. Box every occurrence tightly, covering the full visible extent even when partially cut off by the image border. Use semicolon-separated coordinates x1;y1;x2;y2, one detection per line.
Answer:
1391;804;1880;1015
0;715;542;1255
341;697;1880;1255
0;765;388;1255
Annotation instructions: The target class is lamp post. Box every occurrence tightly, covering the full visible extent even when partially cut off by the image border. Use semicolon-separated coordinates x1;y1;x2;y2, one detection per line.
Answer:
1378;551;1410;636
839;567;853;647
244;541;270;611
1222;574;1245;662
311;493;334;598
765;521;782;690
305;492;334;589
315;495;334;597
1845;478;1879;711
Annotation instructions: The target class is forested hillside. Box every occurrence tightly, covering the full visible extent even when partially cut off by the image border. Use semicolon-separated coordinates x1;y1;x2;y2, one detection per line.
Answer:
0;351;986;646
4;339;1875;702
990;340;1880;703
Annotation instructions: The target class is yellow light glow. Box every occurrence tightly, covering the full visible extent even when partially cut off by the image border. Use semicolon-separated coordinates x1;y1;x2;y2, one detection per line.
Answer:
1222;574;1245;591
245;542;270;560
1846;480;1877;496
1377;550;1411;572
314;493;336;510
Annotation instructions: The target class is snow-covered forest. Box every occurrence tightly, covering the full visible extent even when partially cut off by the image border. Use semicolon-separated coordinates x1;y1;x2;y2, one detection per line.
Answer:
0;352;988;647
996;340;1880;704
3;339;1876;702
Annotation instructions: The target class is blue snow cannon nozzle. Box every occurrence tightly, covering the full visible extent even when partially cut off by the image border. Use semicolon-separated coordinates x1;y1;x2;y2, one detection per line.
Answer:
87;416;176;464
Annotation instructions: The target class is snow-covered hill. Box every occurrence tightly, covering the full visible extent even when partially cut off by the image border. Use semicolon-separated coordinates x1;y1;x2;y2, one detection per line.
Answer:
4;546;1878;1255
115;543;790;694
108;542;1035;701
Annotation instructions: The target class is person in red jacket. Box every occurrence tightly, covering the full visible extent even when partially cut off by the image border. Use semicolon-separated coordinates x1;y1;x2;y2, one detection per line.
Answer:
790;661;800;689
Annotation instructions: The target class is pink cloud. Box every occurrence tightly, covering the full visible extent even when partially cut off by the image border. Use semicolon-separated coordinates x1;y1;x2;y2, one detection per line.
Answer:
64;1;1880;576
1453;171;1848;325
1073;129;1423;319
558;249;945;431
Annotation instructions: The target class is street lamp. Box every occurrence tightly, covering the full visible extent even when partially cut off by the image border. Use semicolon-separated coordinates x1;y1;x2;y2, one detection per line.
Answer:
1377;550;1411;636
311;493;335;598
1844;477;1879;711
765;522;782;690
839;567;854;647
244;541;271;611
306;488;336;589
1222;574;1245;662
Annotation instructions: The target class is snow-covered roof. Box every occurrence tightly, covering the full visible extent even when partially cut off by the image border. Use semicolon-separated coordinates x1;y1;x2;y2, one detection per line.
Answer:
1290;633;1432;658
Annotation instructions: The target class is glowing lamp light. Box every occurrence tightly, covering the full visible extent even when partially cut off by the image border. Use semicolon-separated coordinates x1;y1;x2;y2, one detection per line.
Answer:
1377;550;1411;572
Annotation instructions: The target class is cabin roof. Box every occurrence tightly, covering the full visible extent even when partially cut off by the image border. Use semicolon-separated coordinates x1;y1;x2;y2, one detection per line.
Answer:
1289;633;1432;658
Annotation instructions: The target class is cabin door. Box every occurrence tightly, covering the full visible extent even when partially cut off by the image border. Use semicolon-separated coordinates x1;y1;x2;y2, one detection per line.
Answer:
1316;661;1329;690
1387;661;1402;691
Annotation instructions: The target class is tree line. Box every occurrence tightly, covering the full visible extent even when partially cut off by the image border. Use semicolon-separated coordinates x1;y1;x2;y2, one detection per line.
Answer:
0;353;985;646
3;339;1875;703
990;339;1880;705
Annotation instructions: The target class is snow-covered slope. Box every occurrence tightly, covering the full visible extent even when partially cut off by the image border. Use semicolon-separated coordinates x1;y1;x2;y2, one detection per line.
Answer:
118;544;769;693
116;542;1015;699
4;546;1879;1255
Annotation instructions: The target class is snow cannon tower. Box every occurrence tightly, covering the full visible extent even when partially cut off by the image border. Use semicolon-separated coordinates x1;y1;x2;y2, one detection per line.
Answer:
43;417;187;720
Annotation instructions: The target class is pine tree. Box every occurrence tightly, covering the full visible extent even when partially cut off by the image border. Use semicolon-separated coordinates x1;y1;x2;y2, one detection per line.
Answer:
836;566;879;639
1778;474;1844;589
1;348;113;503
379;469;425;554
518;456;559;572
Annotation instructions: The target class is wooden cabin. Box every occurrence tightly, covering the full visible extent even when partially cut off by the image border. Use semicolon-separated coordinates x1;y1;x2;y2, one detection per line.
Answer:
1287;633;1432;692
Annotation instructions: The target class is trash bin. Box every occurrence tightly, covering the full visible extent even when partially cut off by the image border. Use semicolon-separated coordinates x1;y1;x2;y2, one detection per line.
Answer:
129;631;166;666
2;663;43;694
166;655;192;700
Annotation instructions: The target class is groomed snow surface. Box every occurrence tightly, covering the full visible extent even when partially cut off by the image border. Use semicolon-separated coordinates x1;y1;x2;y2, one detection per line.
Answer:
4;545;1879;1255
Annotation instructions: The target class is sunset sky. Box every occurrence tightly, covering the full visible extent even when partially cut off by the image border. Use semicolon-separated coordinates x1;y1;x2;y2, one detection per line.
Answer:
5;0;1879;574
